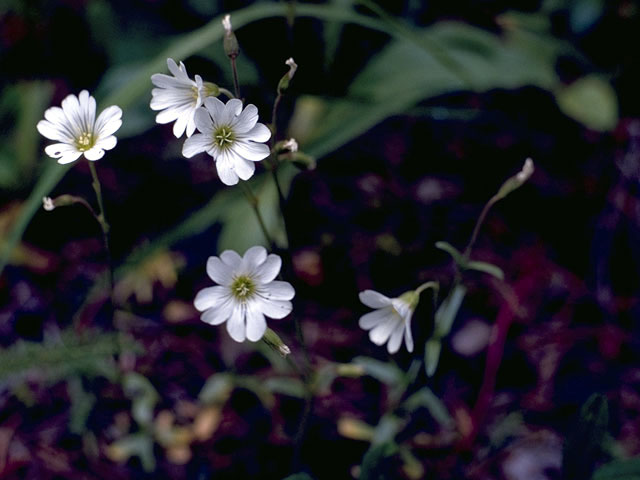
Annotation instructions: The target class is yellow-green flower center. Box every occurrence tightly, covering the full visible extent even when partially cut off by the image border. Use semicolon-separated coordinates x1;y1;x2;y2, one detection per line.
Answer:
231;275;255;301
75;132;95;151
214;126;235;150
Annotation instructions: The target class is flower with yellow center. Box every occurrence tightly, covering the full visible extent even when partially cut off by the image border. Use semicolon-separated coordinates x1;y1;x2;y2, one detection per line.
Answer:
182;97;271;186
37;90;122;164
194;246;295;342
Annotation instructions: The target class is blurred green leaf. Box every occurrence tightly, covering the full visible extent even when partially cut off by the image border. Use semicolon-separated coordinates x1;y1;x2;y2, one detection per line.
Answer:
570;0;604;34
434;284;467;338
107;433;155;472
593;458;640;480
372;414;404;445
435;241;466;266
264;377;306;398
67;376;96;434
353;356;404;386
403;387;454;428
424;338;442;377
555;75;618;131
199;373;234;405
466;260;504;280
123;372;160;428
359;441;398;480
563;393;609;480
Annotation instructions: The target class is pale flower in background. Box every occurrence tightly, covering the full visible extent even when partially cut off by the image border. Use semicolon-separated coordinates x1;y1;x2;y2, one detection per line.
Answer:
358;289;415;354
37;90;122;164
150;58;205;138
194;246;294;342
182;97;271;185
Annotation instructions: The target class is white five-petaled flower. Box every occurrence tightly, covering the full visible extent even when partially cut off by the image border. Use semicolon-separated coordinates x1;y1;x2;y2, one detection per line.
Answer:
150;58;205;138
358;289;415;354
37;90;122;164
182;97;271;185
194;246;295;343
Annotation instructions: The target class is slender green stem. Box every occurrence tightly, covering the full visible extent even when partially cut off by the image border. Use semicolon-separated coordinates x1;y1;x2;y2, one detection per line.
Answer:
463;194;499;258
240;182;273;248
218;87;235;99
230;57;241;99
87;161;114;301
270;92;283;136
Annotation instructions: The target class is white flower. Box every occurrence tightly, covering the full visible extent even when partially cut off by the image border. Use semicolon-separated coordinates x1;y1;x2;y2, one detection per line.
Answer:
358;289;415;354
150;58;204;138
182;97;271;185
42;196;55;211
222;14;232;33
194;246;294;342
37;90;122;164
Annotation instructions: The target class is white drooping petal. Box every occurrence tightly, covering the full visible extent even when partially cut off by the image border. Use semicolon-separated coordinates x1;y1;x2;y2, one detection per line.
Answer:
358;307;393;329
260;281;295;301
226;304;246;342
37;90;122;165
387;320;406;354
182;133;210;158
206;256;234;285
245;303;267;342
194;285;229;311
253;254;282;283
359;290;392;309
369;316;399;346
150;58;202;138
194;247;295;342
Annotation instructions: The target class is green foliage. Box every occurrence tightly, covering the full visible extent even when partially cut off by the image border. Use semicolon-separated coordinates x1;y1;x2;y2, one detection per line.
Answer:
555;75;618;132
563;393;609;480
593;458;640;480
403;387;454;429
359;441;398;480
123;372;160;428
0;328;140;384
435;241;504;280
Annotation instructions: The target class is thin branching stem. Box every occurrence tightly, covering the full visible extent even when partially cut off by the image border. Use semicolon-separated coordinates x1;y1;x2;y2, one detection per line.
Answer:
240;182;273;248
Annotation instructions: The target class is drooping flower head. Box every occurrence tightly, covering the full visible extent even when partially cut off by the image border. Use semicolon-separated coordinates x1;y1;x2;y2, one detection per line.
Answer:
182;97;271;185
37;90;122;164
150;58;205;138
358;289;416;354
194;246;294;342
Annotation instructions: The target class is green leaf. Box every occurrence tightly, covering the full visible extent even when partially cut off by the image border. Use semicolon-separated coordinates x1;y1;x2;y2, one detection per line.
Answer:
353;356;404;386
435;241;466;267
466;260;504;280
264;377;306;398
593;458;640;480
108;433;155;472
424;338;442;377
434;284;467;338
359;441;398;480
123;373;160;428
198;373;234;405
403;387;454;428
563;393;609;480
555;75;618;132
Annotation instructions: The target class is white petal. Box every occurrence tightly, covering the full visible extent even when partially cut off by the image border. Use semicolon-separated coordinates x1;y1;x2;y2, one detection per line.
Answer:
253;254;281;283
44;142;79;159
57;152;83;164
206;256;234;285
233;141;270;161
358;307;393;330
194;107;213;133
182;134;210;158
232;103;258;133
244;122;271;142
404;319;414;353
194;285;228;311
185;115;196;137
95;135;117;152
234;157;255;180
200;296;235;325
204;97;225;122
387;321;405;354
78;90;96;128
215;150;239;185
95;105;122;138
223;99;243;124
242;246;267;272
254;297;292;319
61;93;84;135
245;303;267;342
83;146;105;161
172;110;189;137
37;118;72;142
369;316;400;346
226;304;246;342
359;290;392;309
219;250;242;268
259;281;294;301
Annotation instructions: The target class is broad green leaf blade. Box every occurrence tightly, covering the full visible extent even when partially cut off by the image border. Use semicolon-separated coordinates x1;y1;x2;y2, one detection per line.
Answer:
555;75;618;131
593;458;640;480
435;241;466;267
466;260;504;280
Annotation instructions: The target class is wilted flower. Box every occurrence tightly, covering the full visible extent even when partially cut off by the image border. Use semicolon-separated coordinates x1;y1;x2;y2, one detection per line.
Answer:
150;58;205;138
182;97;271;185
37;90;122;164
358;289;416;354
194;246;294;342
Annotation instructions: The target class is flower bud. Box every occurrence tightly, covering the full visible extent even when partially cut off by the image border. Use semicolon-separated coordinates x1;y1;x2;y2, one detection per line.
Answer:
262;328;291;357
222;14;239;59
274;138;299;154
277;57;298;94
203;82;220;98
495;157;535;201
42;196;55;211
